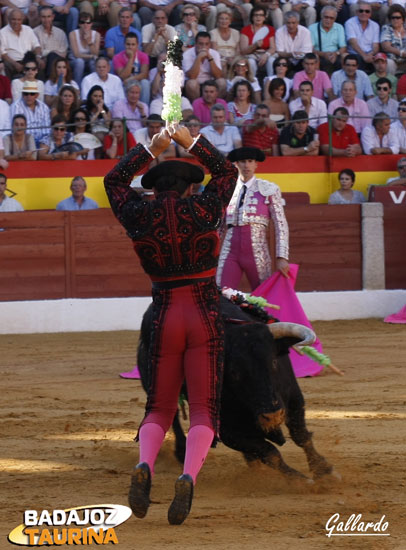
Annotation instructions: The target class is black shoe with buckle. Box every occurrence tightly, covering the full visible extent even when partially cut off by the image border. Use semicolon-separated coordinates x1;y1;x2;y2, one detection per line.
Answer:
167;473;194;525
128;462;151;518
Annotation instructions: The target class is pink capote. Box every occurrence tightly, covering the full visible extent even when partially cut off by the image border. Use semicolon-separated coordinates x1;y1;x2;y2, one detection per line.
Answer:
384;305;406;324
252;263;324;378
119;366;141;379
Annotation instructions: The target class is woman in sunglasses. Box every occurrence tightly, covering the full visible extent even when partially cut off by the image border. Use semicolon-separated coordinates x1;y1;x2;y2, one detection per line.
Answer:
68;13;101;84
39;115;83;160
11;54;44;103
380;4;406;76
226;56;261;103
175;4;206;50
263;56;292;102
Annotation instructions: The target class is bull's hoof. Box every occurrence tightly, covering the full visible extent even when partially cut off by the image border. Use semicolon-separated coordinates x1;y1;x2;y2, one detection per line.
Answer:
128;462;151;518
258;409;285;432
168;474;194;525
311;459;335;480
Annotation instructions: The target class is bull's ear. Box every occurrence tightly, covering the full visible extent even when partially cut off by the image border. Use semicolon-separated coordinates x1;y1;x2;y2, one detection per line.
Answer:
274;337;302;356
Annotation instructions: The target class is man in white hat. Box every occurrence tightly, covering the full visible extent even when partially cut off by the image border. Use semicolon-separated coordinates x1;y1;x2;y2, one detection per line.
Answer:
11;80;50;146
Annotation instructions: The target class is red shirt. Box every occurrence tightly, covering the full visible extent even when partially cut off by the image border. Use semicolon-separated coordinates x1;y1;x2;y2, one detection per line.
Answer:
241;25;275;50
318;122;360;149
242;125;279;153
103;133;137;158
0;75;12;101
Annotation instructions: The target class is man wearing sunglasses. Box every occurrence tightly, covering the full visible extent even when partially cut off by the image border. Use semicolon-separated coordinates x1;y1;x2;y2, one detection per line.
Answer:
369;53;397;97
367;77;398;118
344;1;379;72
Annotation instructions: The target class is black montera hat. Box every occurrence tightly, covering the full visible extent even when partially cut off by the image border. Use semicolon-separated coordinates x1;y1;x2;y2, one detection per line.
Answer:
141;160;204;191
228;147;265;163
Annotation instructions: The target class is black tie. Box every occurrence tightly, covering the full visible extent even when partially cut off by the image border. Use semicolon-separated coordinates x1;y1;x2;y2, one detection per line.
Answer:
238;185;247;208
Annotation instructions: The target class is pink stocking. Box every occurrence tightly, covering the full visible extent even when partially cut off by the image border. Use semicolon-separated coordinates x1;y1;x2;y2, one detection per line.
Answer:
138;422;165;477
183;425;214;484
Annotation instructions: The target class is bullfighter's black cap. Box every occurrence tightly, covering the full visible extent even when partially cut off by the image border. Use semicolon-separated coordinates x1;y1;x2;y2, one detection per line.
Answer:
141;160;204;192
228;147;265;163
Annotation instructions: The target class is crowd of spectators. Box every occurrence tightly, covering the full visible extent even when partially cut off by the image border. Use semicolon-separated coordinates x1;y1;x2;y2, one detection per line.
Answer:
1;0;406;167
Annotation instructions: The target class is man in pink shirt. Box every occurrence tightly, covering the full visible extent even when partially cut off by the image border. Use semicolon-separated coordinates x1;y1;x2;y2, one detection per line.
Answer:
292;53;335;102
113;32;150;103
192;80;228;124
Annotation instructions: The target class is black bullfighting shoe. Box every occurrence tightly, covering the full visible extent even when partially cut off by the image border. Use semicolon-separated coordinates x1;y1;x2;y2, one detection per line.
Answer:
128;462;151;518
167;474;194;525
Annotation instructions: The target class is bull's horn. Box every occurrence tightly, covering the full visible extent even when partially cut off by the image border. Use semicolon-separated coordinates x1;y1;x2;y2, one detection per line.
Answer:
268;322;316;347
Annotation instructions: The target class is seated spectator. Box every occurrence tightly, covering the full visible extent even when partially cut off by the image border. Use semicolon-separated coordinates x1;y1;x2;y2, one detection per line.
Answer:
11;54;44;103
39;0;79;36
112;80;149;137
242;103;279;156
4;113;37;161
328;80;371;134
227;80;256;127
79;0;121;28
134;114;176;162
0;173;24;212
183;31;226;101
275;10;313;71
0;98;11;137
385;156;406;185
177;115;201;157
255;0;283;30
192;79;228;124
11;80;50;147
84;85;112;144
56;176;99;211
81;57;125;110
226;56;261;104
380;4;406;77
369;53;398;97
392;99;406;154
68;13;101;85
70;108;97;160
44;58;79;107
328;168;366;204
200;103;242;155
264;77;290;128
103;118;137;158
176;4;206;50
344;2;379;72
149;77;192;120
348;0;389;27
292;52;335;101
361;111;400;155
280;109;319;156
309;6;347;75
282;0;317;26
263;56;293;102
0;58;12;104
367;77;398;118
318;107;362;157
0;9;41;79
38;115;86;160
34;6;69;78
210;9;240;76
216;0;252;28
240;5;276;78
289;80;327;128
50;84;80;125
105;7;142;60
142;10;176;69
331;54;374;100
112;32;150;105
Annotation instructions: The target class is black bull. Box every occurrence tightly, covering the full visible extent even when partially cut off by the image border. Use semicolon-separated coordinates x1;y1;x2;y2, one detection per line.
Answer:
137;296;335;481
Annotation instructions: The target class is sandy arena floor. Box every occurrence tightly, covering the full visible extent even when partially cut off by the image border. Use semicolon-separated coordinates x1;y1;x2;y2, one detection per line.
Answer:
1;319;405;550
